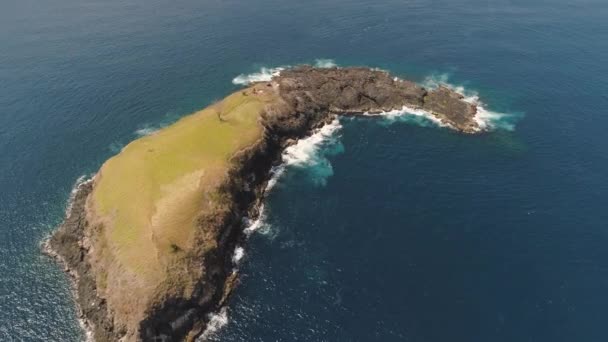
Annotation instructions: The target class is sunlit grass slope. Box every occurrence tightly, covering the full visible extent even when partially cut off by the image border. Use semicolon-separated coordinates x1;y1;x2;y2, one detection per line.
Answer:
91;87;273;289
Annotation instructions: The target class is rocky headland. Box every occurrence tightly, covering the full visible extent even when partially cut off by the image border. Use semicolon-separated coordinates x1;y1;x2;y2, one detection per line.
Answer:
46;66;480;342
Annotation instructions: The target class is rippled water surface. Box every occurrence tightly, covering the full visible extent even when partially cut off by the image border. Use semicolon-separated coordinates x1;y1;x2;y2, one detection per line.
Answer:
1;0;607;341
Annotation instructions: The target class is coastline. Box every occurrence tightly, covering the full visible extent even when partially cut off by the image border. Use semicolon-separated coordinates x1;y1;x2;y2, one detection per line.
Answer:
43;113;334;342
42;179;95;341
44;66;483;341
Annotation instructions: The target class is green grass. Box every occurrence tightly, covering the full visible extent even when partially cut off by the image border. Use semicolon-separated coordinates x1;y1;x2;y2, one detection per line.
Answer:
92;88;272;284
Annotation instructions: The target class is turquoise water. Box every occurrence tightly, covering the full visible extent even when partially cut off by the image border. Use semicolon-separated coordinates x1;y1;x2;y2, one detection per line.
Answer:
1;0;608;341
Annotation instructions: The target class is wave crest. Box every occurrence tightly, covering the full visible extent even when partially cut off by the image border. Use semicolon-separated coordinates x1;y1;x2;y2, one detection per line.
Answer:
135;127;159;137
65;176;92;217
232;59;338;85
242;118;343;238
314;59;337;68
423;73;521;131
232;67;284;85
214;119;345;338
282;118;343;186
364;106;446;128
198;307;229;341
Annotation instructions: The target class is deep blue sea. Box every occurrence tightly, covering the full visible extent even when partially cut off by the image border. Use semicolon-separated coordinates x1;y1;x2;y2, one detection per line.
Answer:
1;0;608;341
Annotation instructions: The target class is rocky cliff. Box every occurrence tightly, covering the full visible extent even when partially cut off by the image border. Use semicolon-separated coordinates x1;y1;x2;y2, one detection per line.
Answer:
268;66;479;133
46;66;480;342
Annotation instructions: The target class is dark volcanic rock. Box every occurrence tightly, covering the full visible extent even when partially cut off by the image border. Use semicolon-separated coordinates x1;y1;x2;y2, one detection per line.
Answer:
270;66;480;133
423;85;478;133
46;181;120;341
275;66;425;113
46;65;483;342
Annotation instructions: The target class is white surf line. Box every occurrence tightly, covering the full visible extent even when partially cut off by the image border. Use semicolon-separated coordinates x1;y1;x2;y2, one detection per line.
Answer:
201;118;344;340
363;105;450;129
198;307;229;341
64;175;93;218
242;117;342;238
135;126;159;137
232;67;285;85
314;58;337;68
232;59;338;85
423;73;516;131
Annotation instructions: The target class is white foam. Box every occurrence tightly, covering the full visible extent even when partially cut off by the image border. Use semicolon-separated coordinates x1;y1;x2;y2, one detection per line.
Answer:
135;126;159;137
422;73;451;90
243;118;343;236
314;59;337;68
134;112;182;137
232;246;245;264
243;203;267;235
64;175;92;217
232;59;339;85
108;141;125;154
232;67;284;85
422;73;517;131
473;106;516;131
198;307;229;341
241;164;287;237
265;165;285;191
282;118;343;167
364;106;447;128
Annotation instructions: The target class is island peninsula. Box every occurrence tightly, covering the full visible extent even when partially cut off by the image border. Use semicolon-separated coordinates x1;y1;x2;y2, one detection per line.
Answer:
46;66;480;341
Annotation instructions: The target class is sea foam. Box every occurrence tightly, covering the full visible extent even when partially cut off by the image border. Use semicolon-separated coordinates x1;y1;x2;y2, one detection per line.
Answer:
135;126;159;137
314;59;337;68
242;118;343;237
283;118;343;167
232;59;338;85
197;307;229;341
364;106;447;128
206;67;518;339
423;73;520;131
64;175;92;218
232;246;245;264
232;67;284;85
282;118;343;186
235;119;344;273
134;111;182;137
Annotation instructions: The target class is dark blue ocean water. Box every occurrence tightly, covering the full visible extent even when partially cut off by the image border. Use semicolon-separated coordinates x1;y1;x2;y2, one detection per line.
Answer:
1;0;608;341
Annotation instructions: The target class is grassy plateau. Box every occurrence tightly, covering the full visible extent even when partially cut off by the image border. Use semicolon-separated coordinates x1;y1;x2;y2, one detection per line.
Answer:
86;85;276;331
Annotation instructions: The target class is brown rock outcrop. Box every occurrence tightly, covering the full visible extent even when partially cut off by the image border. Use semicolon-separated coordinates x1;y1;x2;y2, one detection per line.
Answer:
268;66;479;133
45;66;482;342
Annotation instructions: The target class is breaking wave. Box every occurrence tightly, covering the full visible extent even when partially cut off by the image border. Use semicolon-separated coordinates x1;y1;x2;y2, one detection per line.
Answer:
232;118;344;280
364;106;447;128
64;175;92;217
232;64;518;132
242;118;343;238
108;141;125;154
232;67;285;85
283;118;343;167
423;73;522;131
135;126;159;137
282;118;344;186
211;67;520;339
314;59;337;68
205;119;345;339
232;59;338;85
135;111;182;137
198;307;229;341
232;246;245;264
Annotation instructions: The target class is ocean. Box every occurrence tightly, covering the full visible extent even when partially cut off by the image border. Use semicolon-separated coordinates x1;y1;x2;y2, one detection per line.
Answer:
1;0;607;341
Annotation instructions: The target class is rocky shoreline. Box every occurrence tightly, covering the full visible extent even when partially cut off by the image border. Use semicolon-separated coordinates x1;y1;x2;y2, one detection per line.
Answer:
45;66;481;342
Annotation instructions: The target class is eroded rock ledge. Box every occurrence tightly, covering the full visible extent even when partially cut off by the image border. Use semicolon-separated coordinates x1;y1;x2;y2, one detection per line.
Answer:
268;66;479;134
46;66;480;342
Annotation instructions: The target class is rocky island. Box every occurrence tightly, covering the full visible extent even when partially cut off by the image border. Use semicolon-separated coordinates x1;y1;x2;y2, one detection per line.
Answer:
46;66;481;341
